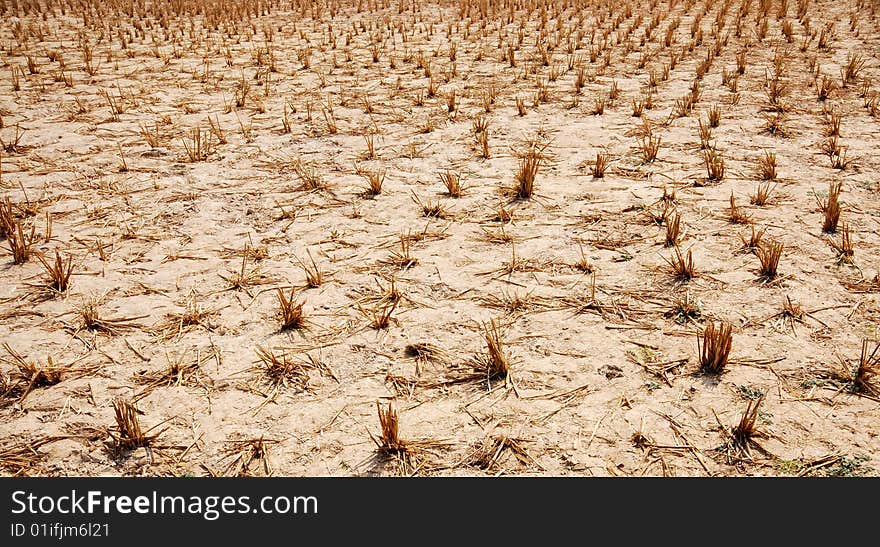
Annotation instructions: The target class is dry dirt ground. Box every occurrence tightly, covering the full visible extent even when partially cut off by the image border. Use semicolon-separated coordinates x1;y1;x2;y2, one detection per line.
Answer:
1;0;880;477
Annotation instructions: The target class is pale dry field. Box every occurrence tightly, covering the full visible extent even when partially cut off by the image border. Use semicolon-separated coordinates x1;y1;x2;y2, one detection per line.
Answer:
1;0;879;477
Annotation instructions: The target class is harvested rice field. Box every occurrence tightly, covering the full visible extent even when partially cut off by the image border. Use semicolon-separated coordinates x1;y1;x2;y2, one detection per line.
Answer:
1;0;880;477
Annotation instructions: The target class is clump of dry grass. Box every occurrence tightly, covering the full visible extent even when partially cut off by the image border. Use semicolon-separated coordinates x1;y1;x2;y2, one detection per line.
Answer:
0;437;54;476
109;398;161;457
371;400;405;455
703;148;725;182
707;104;721;127
762;112;789;137
766;74;790;112
155;291;221;340
673;94;694;118
769;295;810;334
360;168;386;197
608;80;620;103
740;225;767;253
418;117;435;134
369;400;448;475
296;249;323;288
426;76;438;98
560;271;614;318
76;298;144;335
823;109;842;138
644;202;672;226
321;107;338;134
730;394;767;454
512;150;541;199
665;292;702;325
849;339;880;397
411;192;449;219
817;75;837;101
841;53;867;87
181;126;214;162
781;296;804;322
756;240;784;281
756;150;777;180
665;212;681;247
381;233;418;270
728;193;751;224
281;105;292;134
640;133;661;162
134;347;212;393
590;151;610;178
474;319;511;384
404;342;451;373
1;344;64;403
841;272;880;293
9;67;21;93
220;437;276;477
360;299;398;330
751;181;776;206
357;276;404;309
492;243;544;277
139;121;161;148
0;197;15;240
465;433;538;472
276;288;306;331
632;97;645;117
439;170;463;197
665;245;696;282
828;223;855;265
1;124;26;153
830;148;851;170
698;321;733;375
508;137;550;199
37;250;73;294
820;135;842;158
362;134;377;160
477;288;549;317
573;244;594;273
220;254;274;292
446;89;457;113
491;206;514;224
254;346;313;391
292;158;329;192
207;115;227;144
818;181;842;233
6;221;36;264
472;115;489;135
698;118;713;150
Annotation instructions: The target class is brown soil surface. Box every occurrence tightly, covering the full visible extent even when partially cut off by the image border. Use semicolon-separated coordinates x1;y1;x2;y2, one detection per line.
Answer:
1;0;879;477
